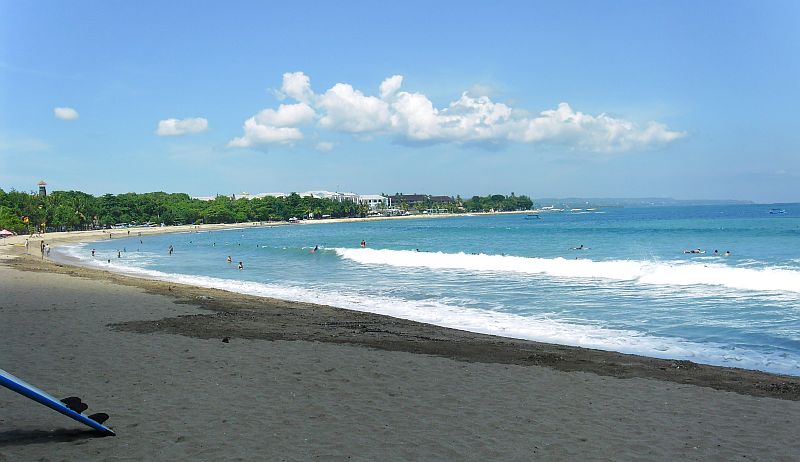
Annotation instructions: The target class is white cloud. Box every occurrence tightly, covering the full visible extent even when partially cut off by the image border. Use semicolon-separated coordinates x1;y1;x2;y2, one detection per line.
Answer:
317;83;392;133
379;75;403;100
511;103;685;151
228;117;303;147
228;103;314;148
315;141;335;152
156;117;209;136
278;71;315;103
230;72;686;152
54;107;79;120
255;103;315;127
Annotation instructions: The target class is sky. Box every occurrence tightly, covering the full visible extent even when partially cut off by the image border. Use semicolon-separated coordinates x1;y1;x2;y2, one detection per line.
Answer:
1;1;798;202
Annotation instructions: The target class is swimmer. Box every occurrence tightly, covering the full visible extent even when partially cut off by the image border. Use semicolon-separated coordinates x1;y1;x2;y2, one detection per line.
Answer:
311;245;318;253
724;250;731;256
227;256;232;263
572;244;588;250
360;240;366;248
238;261;244;270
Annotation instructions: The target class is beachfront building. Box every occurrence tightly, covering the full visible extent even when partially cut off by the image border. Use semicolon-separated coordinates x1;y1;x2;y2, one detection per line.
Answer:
393;194;453;206
252;192;287;199
299;191;360;203
358;194;391;209
37;180;47;197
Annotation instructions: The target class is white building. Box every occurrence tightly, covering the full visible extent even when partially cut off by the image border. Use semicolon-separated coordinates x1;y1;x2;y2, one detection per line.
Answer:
299;191;360;203
358;194;391;209
253;192;287;199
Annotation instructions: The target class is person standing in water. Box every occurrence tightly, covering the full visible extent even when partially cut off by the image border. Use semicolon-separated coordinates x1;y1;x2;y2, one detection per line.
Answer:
168;245;174;255
238;261;244;270
360;240;366;248
227;256;232;263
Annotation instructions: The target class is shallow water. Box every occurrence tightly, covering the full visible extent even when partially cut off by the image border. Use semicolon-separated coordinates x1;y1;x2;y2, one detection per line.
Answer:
59;204;800;375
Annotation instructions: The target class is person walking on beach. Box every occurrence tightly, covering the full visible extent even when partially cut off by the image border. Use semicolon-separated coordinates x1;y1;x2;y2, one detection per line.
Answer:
25;239;29;253
45;244;50;258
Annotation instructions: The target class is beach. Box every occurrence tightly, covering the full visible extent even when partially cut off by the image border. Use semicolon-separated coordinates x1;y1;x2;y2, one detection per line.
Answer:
2;231;800;461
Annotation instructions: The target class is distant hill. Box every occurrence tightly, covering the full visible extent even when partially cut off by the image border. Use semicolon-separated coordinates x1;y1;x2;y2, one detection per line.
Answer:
535;197;754;208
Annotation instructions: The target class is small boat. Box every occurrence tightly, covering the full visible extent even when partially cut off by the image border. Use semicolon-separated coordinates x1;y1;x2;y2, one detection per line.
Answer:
769;208;786;215
524;214;541;220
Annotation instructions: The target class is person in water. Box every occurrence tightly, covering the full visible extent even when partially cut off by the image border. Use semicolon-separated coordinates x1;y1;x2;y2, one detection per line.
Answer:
227;256;232;263
311;245;318;253
725;250;731;256
360;240;366;248
238;261;244;270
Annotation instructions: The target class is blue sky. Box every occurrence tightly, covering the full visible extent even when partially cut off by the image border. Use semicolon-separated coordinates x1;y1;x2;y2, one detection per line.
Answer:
1;1;798;202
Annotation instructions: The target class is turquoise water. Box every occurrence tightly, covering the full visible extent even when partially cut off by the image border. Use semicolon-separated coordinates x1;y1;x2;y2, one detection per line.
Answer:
60;204;800;375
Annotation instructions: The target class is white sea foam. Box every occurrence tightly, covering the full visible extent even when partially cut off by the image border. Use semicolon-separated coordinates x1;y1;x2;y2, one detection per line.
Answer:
52;243;800;375
334;248;800;294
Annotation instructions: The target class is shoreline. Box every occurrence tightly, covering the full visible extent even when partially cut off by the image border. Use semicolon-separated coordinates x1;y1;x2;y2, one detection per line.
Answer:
0;208;542;250
2;238;799;400
4;260;799;461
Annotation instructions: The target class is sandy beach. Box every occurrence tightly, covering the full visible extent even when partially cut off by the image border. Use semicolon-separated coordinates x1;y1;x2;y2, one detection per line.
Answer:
2;233;800;461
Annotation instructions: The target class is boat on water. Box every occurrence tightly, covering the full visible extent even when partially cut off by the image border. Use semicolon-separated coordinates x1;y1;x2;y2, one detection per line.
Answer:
769;208;787;215
524;214;541;220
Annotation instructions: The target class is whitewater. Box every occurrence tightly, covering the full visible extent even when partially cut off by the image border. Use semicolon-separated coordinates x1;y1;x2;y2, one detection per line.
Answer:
55;204;800;375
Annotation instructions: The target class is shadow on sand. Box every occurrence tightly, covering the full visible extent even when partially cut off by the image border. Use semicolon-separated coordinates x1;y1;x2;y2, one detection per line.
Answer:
0;428;111;447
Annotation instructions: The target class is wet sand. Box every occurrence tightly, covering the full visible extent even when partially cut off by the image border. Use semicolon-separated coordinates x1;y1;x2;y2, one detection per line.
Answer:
1;242;800;460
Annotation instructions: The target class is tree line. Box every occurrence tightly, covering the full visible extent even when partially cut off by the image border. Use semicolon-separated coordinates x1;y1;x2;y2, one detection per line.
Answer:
0;188;534;233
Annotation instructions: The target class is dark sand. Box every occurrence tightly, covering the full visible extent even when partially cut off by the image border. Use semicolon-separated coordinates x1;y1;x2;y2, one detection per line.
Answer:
2;248;800;461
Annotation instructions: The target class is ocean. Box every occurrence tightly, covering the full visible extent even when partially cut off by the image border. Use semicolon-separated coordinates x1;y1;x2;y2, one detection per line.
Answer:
57;204;800;376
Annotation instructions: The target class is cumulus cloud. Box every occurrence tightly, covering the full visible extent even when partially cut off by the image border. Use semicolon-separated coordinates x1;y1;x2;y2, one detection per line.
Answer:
156;117;208;136
317;83;392;133
228;119;303;147
510;103;684;151
228;103;314;147
379;75;403;100
230;72;685;152
54;107;79;120
278;71;315;103
255;103;315;127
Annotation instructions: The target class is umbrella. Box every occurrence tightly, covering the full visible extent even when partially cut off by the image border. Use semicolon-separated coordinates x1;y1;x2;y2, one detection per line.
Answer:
0;229;14;237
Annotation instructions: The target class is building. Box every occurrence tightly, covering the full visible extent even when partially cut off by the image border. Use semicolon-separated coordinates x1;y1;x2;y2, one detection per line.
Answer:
393;194;453;206
37;180;47;197
358;194;391;209
299;191;360;203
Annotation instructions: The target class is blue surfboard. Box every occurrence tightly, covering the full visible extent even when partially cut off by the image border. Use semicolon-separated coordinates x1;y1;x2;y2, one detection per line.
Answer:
0;368;115;436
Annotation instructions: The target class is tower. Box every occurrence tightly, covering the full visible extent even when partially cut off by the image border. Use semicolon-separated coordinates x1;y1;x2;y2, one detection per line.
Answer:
38;180;47;197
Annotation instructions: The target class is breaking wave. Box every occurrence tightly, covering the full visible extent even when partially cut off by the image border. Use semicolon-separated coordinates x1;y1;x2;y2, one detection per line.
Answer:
334;248;800;294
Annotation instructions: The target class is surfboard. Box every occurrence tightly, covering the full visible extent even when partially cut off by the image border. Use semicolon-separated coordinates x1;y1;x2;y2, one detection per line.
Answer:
0;368;115;436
